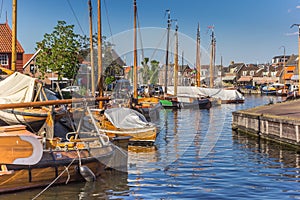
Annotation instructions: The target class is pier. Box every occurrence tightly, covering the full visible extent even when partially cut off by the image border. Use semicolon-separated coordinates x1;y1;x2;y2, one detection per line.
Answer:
232;99;300;147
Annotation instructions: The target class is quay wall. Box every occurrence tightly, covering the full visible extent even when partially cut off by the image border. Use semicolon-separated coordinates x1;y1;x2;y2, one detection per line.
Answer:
232;111;300;147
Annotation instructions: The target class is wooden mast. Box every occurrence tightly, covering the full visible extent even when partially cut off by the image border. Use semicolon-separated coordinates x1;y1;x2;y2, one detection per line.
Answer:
88;0;95;96
174;23;178;96
209;26;215;88
133;0;138;99
196;23;201;87
97;0;103;108
164;10;171;95
11;0;17;71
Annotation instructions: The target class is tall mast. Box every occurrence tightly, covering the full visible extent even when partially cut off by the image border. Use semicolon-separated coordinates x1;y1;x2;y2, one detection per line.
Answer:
164;10;171;94
133;0;138;99
209;26;215;88
11;0;17;71
220;55;223;85
88;0;95;96
174;23;178;96
196;23;201;87
97;0;103;108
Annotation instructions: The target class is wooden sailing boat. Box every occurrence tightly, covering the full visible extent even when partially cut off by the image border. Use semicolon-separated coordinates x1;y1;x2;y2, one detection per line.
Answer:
131;0;162;121
166;23;212;109
168;25;244;104
159;11;181;109
83;0;157;145
0;2;126;193
0;72;56;132
0;97;126;194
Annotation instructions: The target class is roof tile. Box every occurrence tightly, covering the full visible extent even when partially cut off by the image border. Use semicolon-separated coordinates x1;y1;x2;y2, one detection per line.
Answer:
0;23;24;53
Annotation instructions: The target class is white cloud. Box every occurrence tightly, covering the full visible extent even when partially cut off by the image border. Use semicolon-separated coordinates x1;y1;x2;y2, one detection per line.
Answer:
296;5;300;9
286;32;298;36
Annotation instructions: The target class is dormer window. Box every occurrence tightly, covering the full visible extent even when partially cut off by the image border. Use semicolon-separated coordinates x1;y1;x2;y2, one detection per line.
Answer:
243;71;247;76
0;54;8;66
250;70;254;76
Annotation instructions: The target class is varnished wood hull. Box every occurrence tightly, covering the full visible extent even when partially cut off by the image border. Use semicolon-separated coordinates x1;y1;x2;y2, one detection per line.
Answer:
0;125;43;165
99;126;157;143
0;147;114;194
0;108;48;132
135;97;162;122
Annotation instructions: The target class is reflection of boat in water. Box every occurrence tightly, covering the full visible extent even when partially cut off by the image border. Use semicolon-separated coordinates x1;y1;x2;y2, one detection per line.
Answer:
128;145;157;169
0;100;127;194
84;107;157;145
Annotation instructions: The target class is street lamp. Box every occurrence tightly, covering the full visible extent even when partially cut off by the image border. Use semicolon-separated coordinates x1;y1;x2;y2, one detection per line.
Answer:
290;24;300;95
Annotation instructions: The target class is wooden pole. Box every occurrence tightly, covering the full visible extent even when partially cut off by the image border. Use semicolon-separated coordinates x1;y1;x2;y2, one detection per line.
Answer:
164;10;171;94
196;23;201;87
88;0;95;96
174;24;178;96
0;97;110;110
11;0;17;71
133;0;138;99
209;29;214;88
97;0;103;108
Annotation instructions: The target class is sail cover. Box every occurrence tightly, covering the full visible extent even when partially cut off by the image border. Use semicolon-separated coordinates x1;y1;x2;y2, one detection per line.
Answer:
167;86;244;101
0;72;36;104
104;107;153;129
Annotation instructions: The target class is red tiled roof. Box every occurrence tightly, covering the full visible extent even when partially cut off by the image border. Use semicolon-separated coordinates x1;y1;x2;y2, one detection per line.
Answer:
237;76;253;82
23;53;34;66
0;23;24;53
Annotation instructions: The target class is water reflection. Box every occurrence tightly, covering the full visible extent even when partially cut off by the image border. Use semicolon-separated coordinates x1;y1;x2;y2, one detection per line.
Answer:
233;130;300;171
0;171;129;200
1;95;300;199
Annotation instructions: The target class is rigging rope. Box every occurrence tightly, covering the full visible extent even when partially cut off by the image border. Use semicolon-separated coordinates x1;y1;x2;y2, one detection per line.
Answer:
66;0;85;35
103;0;114;44
32;152;78;200
136;11;145;63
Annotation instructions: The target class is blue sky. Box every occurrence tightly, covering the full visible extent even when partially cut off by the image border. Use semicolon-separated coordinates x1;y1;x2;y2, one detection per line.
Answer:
1;0;300;66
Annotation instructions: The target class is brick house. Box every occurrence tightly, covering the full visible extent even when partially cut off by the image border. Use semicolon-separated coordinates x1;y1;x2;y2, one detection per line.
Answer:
0;23;24;72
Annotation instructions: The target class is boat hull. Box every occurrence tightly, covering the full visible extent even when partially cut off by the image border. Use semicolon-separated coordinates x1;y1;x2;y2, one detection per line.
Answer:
0;108;48;132
179;97;212;109
0;146;114;194
0;125;43;165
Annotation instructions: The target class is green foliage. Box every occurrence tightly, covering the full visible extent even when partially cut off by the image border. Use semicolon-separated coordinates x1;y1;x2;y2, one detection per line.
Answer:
141;57;150;84
36;21;80;81
150;60;159;84
105;76;115;85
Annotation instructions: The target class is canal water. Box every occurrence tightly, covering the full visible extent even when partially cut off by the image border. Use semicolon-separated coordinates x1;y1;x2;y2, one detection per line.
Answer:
2;95;300;199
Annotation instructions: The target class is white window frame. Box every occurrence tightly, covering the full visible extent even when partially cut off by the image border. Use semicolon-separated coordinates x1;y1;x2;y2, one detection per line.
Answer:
0;54;8;65
242;71;247;76
250;70;255;76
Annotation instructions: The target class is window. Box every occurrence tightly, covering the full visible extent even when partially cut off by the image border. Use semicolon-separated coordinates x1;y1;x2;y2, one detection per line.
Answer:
242;71;247;76
271;72;276;77
0;54;8;65
250;71;255;76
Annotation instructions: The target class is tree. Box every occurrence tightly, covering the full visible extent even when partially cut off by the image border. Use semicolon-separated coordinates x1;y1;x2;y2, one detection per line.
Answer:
141;57;150;84
150;60;159;84
36;21;81;82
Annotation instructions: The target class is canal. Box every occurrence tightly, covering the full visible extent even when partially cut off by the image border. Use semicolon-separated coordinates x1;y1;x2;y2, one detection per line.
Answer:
1;95;300;199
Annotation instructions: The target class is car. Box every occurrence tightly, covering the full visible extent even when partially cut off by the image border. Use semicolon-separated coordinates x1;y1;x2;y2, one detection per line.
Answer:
61;86;80;93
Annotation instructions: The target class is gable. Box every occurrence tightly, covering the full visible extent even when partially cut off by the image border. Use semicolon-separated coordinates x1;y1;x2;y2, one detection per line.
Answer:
0;23;24;53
